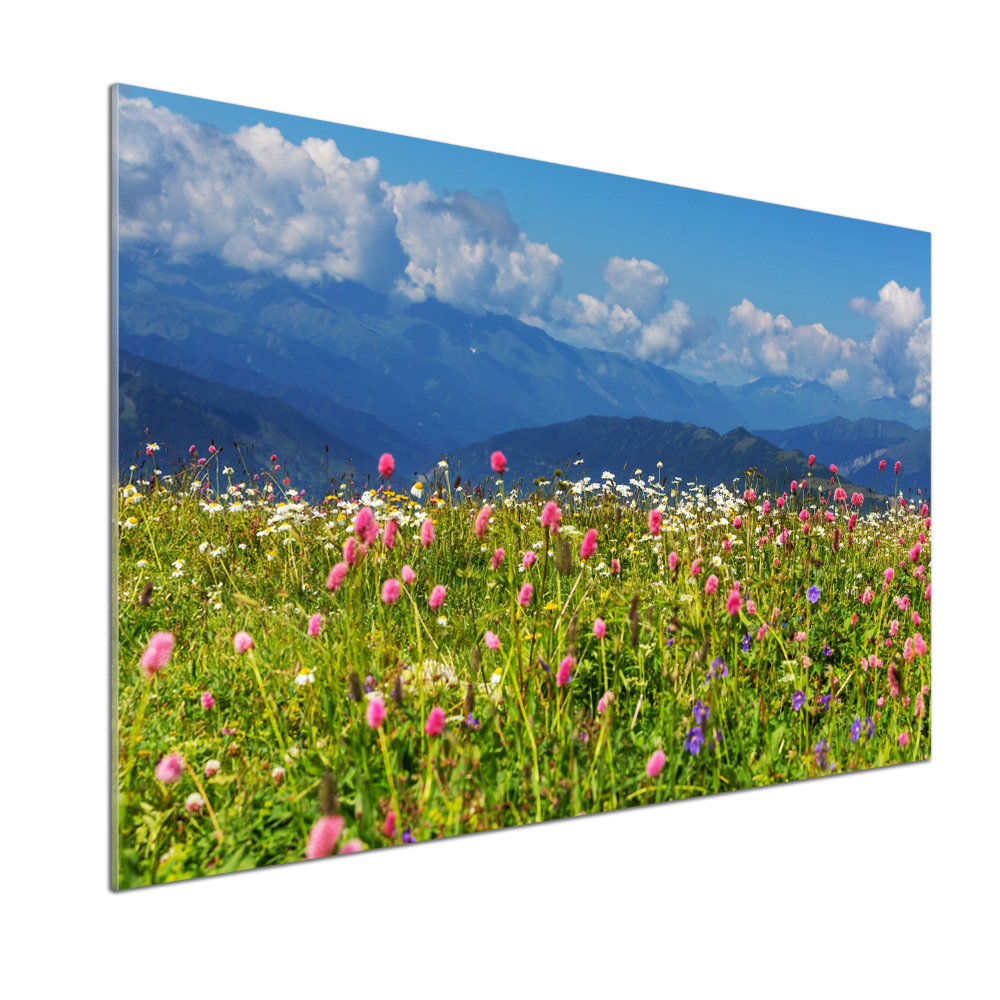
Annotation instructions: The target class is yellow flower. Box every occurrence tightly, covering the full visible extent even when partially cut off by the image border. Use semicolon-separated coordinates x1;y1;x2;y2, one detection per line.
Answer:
544;600;559;612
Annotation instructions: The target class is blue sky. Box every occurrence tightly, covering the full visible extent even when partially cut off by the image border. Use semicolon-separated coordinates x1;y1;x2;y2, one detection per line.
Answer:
117;84;931;406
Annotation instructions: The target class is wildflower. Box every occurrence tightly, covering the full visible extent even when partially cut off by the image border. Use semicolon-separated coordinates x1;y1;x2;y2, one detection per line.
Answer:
383;811;396;838
155;753;184;784
580;529;598;561
429;584;446;610
271;766;285;785
339;839;364;854
690;558;702;577
184;792;205;814
860;587;874;605
378;453;395;478
795;631;807;643
890;619;899;636
705;574;719;595
381;578;401;605
792;690;805;711
402;564;416;585
684;727;705;755
522;550;536;569
305;815;345;859
829;464;838;475
204;760;221;778
343;537;358;566
425;706;446;736
593;617;606;639
885;567;894;585
233;631;254;654
556;655;574;687
833;487;847;503
706;657;728;682
887;663;902;697
646;749;667;778
410;481;424;499
851;492;864;507
200;691;215;710
914;692;925;719
308;613;322;637
295;667;315;686
140;631;174;678
894;461;901;475
611;558;621;574
909;543;921;562
693;699;710;726
491;450;507;475
474;505;492;539
485;630;501;650
648;509;662;535
518;583;534;607
814;740;830;770
402;829;416;844
850;717;862;743
326;561;349;591
366;695;386;729
898;731;909;748
807;585;821;604
490;548;505;570
808;454;816;467
420;518;435;547
822;644;832;657
914;633;927;656
879;459;886;472
539;501;561;534
353;507;379;546
743;489;755;504
903;637;914;662
597;691;614;714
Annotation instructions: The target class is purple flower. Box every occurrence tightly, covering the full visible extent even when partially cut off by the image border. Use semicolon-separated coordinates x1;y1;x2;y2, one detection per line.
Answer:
537;657;550;674
402;828;416;844
465;713;480;729
692;699;710;726
807;586;821;604
819;694;832;711
814;739;830;770
792;690;805;712
850;716;862;743
865;715;875;738
741;634;751;653
705;657;729;683
684;726;705;755
822;644;832;657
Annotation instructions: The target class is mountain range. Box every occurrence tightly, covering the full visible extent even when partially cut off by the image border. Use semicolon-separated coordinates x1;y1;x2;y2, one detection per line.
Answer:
116;248;929;497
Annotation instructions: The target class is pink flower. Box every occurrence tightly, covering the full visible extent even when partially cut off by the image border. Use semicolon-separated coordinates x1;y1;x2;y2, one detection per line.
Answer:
914;692;925;719
762;499;771;515
326;561;349;591
593;617;606;639
722;537;732;552
353;507;379;546
140;631;174;677
829;463;838;475
420;518;435;547
425;706;446;736
383;810;396;838
860;587;874;605
402;564;416;585
733;517;742;530
884;567;894;585
490;548;505;570
308;613;322;637
155;752;184;784
833;487;847;503
690;558;702;577
522;550;536;569
704;574;719;595
485;631;500;650
271;766;285;785
648;509;662;535
339;839;364;854
189;444;196;455
757;626;767;641
429;584;446;610
474;505;492;539
898;731;909;748
746;599;756;616
518;583;534;607
743;489;755;504
579;528;598;561
491;450;507;475
889;619;899;636
378;453;395;478
777;496;786;508
200;691;215;710
909;543;921;562
381;578;401;605
305;815;345;859
808;454;816;467
894;461;901;475
851;492;864;507
185;792;205;814
668;551;678;571
795;631;807;643
343;537;357;566
539;501;561;534
233;631;254;654
790;480;798;492
611;558;621;574
366;695;386;729
204;760;221;778
879;459;886;472
597;691;614;714
913;632;927;656
646;749;666;778
924;583;931;601
383;519;398;549
556;655;574;687
726;589;743;616
887;663;902;697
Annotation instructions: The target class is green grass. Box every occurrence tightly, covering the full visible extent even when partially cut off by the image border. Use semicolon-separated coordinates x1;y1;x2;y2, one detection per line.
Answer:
115;453;930;887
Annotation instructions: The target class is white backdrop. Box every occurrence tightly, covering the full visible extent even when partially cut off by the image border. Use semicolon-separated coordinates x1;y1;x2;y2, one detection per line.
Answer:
2;2;995;995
